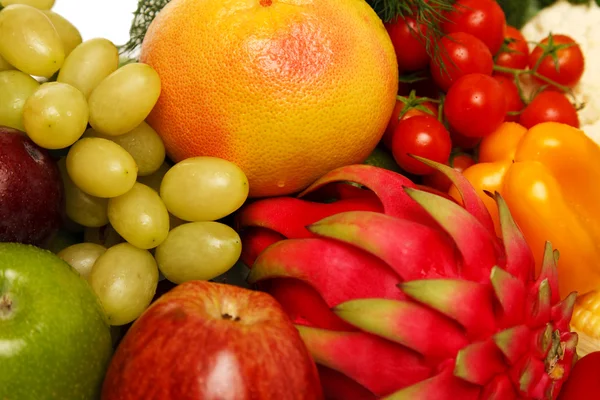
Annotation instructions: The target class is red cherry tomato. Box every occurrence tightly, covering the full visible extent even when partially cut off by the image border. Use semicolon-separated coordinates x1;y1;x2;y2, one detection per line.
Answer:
385;17;430;72
529;34;585;88
391;115;452;175
441;0;506;55
430;32;494;92
495;26;530;75
422;153;476;192
519;90;579;129
557;351;600;400
383;99;438;148
444;73;507;138
492;75;524;122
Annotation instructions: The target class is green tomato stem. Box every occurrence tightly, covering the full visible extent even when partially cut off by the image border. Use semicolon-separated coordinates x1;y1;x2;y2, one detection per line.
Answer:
492;65;573;102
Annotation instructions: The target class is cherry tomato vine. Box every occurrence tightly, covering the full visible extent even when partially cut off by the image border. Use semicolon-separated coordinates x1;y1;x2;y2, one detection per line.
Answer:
383;0;586;182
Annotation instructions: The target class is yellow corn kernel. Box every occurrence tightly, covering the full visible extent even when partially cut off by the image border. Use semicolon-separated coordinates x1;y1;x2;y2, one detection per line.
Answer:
572;290;600;357
572;291;600;337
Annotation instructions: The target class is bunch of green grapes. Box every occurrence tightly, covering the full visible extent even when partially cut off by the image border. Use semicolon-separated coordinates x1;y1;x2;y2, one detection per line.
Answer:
0;1;249;327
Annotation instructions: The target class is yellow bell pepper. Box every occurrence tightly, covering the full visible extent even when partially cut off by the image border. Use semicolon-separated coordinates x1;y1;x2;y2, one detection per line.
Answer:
449;160;511;237
451;121;600;300
478;121;527;163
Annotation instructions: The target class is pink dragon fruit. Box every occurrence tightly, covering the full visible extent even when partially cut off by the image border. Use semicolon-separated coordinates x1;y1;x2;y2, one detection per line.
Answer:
236;159;578;399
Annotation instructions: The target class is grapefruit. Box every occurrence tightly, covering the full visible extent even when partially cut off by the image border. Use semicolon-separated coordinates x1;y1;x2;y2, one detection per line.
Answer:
140;0;398;197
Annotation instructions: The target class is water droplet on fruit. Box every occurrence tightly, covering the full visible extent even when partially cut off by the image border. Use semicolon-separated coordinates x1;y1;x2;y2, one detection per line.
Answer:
277;181;285;188
23;141;43;164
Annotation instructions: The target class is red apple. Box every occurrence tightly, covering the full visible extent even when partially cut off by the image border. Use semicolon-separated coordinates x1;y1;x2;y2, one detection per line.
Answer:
0;126;63;245
557;351;600;399
101;281;323;400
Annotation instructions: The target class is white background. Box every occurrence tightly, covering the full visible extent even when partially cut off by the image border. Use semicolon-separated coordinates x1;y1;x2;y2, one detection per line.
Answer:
53;0;139;46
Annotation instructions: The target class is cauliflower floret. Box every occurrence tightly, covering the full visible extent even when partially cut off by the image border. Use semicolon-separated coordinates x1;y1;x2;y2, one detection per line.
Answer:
521;0;600;144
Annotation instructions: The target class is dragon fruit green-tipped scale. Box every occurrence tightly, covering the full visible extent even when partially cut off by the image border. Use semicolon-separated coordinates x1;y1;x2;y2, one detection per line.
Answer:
236;158;578;400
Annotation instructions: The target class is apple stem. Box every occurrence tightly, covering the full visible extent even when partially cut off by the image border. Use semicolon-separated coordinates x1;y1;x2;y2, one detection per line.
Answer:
222;313;241;322
0;294;13;319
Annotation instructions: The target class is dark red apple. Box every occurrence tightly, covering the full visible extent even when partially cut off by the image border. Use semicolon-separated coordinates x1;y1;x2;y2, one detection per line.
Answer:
557;351;600;399
0;126;63;245
101;281;323;400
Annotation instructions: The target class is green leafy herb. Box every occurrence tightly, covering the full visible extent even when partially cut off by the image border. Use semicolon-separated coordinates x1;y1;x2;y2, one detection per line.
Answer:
370;0;457;74
119;0;171;57
496;0;534;29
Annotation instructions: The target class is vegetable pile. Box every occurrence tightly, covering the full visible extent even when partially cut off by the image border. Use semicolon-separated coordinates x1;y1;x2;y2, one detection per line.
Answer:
377;0;600;360
522;0;600;144
382;0;585;174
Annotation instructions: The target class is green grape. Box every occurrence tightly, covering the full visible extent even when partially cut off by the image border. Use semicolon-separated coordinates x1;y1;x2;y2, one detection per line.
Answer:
0;4;64;77
84;122;165;176
57;38;119;98
137;161;171;192
0;54;13;72
23;82;89;149
57;243;107;280
132;163;185;232
84;224;124;248
0;0;55;9
160;157;249;222
42;10;82;57
57;158;108;228
66;138;138;198
89;243;158;326
107;183;170;250
155;221;242;284
0;70;39;130
88;63;161;136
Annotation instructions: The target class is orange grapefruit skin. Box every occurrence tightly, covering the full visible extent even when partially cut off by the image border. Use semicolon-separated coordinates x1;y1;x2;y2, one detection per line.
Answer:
140;0;398;197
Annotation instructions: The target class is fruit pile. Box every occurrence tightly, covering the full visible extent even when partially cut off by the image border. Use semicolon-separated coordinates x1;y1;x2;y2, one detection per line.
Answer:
1;0;600;399
0;2;252;329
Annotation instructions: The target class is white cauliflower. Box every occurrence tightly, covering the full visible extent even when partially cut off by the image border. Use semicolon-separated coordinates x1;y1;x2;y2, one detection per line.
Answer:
521;0;600;144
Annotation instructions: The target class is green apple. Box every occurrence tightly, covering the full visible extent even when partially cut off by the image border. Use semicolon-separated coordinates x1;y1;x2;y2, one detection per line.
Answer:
0;243;113;400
